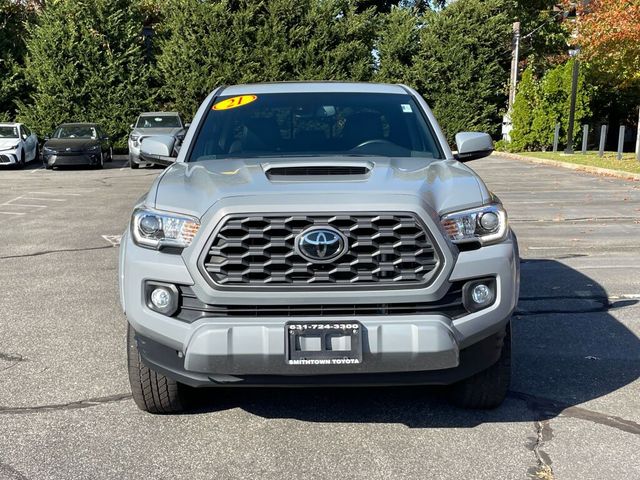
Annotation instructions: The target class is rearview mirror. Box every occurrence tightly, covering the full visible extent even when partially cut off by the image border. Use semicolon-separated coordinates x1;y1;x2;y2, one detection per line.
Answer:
140;135;177;166
454;132;494;162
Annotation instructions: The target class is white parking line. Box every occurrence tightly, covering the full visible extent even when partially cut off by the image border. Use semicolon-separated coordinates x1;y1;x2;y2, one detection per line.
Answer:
28;192;82;196
30;167;43;173
0;211;26;215
22;197;66;202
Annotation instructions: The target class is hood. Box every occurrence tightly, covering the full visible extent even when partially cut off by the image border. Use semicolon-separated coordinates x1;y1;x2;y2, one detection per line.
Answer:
152;157;490;219
131;127;184;137
0;138;20;149
44;138;99;151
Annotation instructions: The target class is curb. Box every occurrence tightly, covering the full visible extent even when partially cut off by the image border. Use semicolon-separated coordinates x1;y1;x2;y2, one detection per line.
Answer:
492;152;640;181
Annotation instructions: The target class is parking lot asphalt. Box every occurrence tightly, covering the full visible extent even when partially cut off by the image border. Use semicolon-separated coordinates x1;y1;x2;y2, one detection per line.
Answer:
0;155;638;480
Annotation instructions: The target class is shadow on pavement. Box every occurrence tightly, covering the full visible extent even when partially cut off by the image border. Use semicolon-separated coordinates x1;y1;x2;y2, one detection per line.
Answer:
184;259;640;427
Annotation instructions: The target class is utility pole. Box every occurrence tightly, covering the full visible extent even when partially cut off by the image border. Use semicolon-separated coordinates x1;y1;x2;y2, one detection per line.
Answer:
508;21;521;111
502;22;521;142
564;49;580;154
636;107;640;161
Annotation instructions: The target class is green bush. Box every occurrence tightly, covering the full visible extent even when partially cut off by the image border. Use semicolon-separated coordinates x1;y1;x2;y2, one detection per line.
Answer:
17;0;151;147
510;60;591;151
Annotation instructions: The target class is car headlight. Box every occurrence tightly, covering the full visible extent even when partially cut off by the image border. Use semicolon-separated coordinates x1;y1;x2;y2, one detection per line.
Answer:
131;207;200;250
43;146;56;154
0;144;19;151
86;145;100;152
440;204;508;246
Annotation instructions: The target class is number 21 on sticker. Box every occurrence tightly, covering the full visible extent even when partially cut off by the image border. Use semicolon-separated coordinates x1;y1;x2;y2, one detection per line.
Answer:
212;95;258;111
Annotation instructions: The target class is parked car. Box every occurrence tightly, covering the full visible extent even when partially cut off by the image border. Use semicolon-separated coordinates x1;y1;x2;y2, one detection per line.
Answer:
128;112;188;169
42;123;112;169
121;82;519;414
0;122;39;168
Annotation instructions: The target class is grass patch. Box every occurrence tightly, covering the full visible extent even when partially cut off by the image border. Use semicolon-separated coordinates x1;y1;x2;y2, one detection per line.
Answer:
524;151;640;175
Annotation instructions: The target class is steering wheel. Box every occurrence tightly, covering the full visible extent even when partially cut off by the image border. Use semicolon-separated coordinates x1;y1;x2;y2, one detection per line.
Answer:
352;139;396;150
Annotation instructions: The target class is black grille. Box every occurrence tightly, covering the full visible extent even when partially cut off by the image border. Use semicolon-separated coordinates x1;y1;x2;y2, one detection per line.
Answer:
267;166;370;177
175;283;465;322
201;213;440;287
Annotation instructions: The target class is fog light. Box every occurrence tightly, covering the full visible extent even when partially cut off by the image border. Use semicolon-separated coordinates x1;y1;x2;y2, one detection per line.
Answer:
151;288;171;309
462;278;496;313
479;212;499;231
145;282;179;316
471;284;491;304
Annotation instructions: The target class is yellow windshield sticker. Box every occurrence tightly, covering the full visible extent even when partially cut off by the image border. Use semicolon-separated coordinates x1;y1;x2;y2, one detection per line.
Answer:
212;95;257;111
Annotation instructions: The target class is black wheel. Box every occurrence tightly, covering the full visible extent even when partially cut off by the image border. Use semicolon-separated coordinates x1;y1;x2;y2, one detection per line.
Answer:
96;149;104;169
34;144;40;163
17;151;25;169
129;155;139;169
448;323;511;409
127;323;187;414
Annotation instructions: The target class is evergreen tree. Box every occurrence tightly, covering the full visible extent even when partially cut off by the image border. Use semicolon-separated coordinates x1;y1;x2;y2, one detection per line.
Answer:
0;1;34;121
154;0;376;118
375;6;419;85
413;0;512;143
18;0;151;145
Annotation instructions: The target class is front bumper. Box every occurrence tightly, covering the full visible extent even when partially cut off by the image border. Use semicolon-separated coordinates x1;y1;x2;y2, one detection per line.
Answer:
121;225;519;386
0;150;19;165
129;141;153;166
44;153;101;166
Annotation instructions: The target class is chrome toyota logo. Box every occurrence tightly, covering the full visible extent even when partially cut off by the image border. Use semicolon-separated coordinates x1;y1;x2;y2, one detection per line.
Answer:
295;227;347;263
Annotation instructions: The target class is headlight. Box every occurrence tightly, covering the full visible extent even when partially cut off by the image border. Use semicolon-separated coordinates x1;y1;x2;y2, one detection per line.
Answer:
0;144;19;151
440;204;508;246
43;146;55;154
86;145;100;152
131;207;200;250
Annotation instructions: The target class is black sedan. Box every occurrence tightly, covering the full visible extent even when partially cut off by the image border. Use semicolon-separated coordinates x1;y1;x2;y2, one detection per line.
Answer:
42;123;113;169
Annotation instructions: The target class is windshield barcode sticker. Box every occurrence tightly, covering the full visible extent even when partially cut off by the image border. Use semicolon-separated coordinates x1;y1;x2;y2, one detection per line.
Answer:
401;104;412;113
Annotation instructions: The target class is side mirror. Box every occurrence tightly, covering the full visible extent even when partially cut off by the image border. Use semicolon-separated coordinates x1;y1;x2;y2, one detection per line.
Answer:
454;132;494;162
184;122;191;128
139;135;177;166
44;135;50;141
130;124;134;129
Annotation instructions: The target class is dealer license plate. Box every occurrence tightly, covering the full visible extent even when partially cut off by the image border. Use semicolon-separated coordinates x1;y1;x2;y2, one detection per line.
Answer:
285;321;362;366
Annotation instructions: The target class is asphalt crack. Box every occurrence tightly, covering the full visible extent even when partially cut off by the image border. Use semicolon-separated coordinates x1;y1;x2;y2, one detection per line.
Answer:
510;390;640;435
528;420;554;480
0;245;114;260
0;393;131;415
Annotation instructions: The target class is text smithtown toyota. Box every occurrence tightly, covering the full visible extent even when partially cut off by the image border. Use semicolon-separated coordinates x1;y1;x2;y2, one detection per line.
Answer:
120;82;519;413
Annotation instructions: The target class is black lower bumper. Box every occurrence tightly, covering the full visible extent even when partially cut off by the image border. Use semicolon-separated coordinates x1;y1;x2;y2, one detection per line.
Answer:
135;326;508;388
45;153;100;166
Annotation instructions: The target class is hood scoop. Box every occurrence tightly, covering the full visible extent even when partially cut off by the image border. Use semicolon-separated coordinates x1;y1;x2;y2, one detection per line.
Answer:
264;160;373;180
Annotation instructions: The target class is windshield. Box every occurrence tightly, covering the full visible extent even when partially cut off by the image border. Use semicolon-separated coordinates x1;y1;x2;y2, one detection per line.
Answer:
189;92;443;161
136;115;182;128
54;125;97;139
0;126;19;139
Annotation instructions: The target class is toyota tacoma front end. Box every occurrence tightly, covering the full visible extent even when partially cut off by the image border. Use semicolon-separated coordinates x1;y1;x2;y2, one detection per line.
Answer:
120;82;519;413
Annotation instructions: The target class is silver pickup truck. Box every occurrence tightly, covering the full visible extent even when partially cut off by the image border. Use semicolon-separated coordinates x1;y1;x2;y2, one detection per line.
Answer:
120;82;519;413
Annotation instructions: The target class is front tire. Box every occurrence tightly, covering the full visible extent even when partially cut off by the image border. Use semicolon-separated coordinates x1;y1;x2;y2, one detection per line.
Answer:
129;155;139;169
17;151;25;169
127;323;187;414
448;323;511;409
